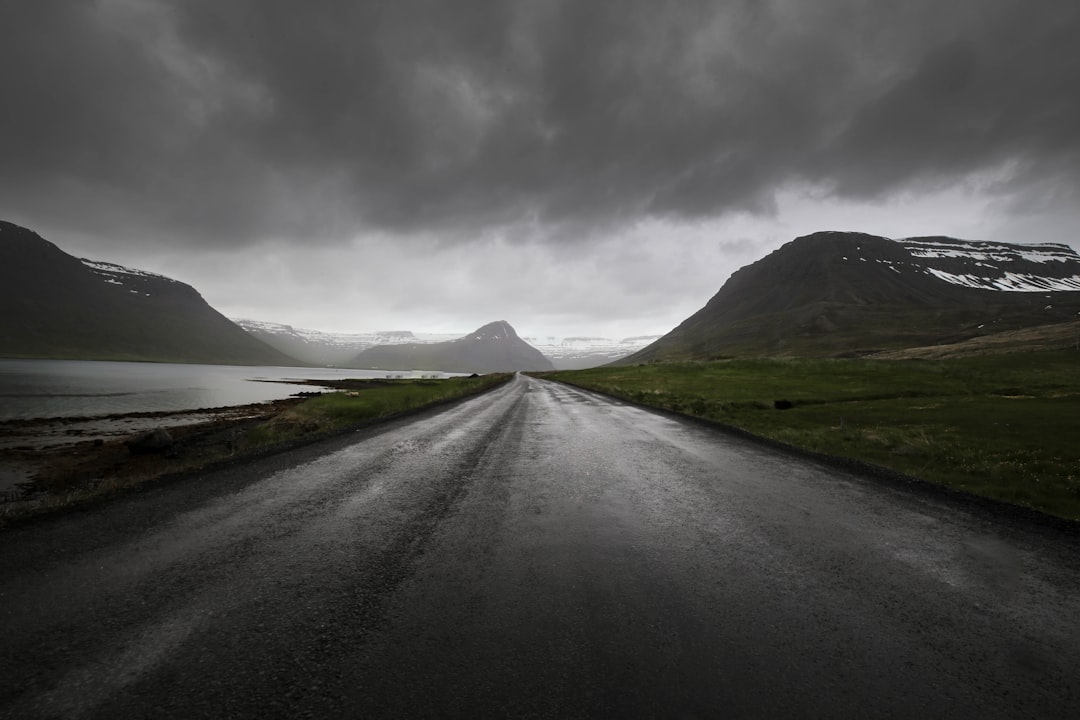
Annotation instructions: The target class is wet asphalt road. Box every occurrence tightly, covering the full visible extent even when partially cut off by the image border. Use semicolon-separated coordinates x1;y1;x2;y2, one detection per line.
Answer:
1;374;1078;719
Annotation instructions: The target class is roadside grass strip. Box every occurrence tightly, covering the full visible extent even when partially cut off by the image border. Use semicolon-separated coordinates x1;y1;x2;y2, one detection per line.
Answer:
243;374;511;446
536;352;1080;520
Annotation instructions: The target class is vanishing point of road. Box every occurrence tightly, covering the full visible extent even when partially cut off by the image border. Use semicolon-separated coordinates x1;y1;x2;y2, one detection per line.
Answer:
1;374;1077;718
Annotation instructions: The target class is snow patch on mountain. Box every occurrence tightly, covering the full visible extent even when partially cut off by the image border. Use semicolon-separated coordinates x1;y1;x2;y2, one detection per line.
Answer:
234;319;457;349
829;235;1080;292
901;238;1077;264
80;259;178;287
923;267;1080;292
894;237;1080;292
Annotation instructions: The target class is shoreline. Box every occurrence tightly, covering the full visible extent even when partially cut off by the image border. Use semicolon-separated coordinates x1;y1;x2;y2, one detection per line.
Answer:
0;397;308;502
0;375;513;523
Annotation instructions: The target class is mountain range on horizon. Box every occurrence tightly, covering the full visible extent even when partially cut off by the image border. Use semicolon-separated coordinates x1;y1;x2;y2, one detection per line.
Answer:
0;221;637;372
233;317;660;370
521;335;663;370
4;220;1080;371
230;319;462;367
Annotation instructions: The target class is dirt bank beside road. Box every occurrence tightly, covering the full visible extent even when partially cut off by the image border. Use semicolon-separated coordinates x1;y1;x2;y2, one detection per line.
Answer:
0;398;305;507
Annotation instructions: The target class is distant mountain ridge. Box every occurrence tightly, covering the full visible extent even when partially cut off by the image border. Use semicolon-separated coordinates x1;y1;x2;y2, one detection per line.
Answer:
232;319;459;367
237;319;655;369
0;221;299;365
349;321;554;373
523;335;662;370
622;231;1080;362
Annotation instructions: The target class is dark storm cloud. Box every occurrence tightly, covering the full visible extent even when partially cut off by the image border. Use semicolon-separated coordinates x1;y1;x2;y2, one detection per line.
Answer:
2;0;1078;249
818;3;1080;198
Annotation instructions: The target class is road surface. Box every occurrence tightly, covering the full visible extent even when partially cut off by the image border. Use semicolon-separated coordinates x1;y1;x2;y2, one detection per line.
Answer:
1;374;1078;718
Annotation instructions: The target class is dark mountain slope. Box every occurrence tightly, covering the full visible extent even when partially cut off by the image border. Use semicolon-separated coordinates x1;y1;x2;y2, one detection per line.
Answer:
0;221;300;365
622;231;1080;362
348;321;554;373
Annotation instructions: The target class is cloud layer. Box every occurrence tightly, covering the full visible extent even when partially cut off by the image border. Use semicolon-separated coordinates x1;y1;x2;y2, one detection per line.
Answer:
2;0;1078;335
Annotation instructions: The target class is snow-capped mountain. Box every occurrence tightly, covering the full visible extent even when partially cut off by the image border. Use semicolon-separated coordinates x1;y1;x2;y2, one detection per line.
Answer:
522;335;662;370
233;319;460;367
623;231;1080;362
896;237;1080;291
79;259;181;293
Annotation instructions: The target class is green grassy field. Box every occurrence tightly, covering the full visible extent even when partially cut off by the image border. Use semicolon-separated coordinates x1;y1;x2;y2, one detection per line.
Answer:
535;351;1080;520
244;374;512;446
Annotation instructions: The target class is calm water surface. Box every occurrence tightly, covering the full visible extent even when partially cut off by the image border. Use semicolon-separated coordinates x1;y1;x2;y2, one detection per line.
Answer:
0;359;438;420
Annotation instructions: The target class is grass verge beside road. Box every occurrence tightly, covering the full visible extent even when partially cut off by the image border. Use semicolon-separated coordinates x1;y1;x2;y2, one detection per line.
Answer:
244;375;512;446
533;352;1080;521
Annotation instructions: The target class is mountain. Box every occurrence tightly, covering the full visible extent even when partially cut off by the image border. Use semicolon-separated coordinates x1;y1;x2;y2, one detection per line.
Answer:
233;317;652;369
522;335;663;370
622;231;1080;362
349;321;555;373
869;319;1080;360
232;319;459;367
0;221;300;366
234;318;651;370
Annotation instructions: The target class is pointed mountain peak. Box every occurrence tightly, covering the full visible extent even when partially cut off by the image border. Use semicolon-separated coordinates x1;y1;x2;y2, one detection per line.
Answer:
350;319;551;372
469;320;519;341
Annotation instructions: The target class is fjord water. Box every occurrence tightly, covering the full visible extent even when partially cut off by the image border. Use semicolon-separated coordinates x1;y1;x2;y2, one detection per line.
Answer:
0;359;401;420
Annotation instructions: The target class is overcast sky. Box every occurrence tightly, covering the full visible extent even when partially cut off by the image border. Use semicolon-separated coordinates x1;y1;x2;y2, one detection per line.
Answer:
2;0;1079;338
